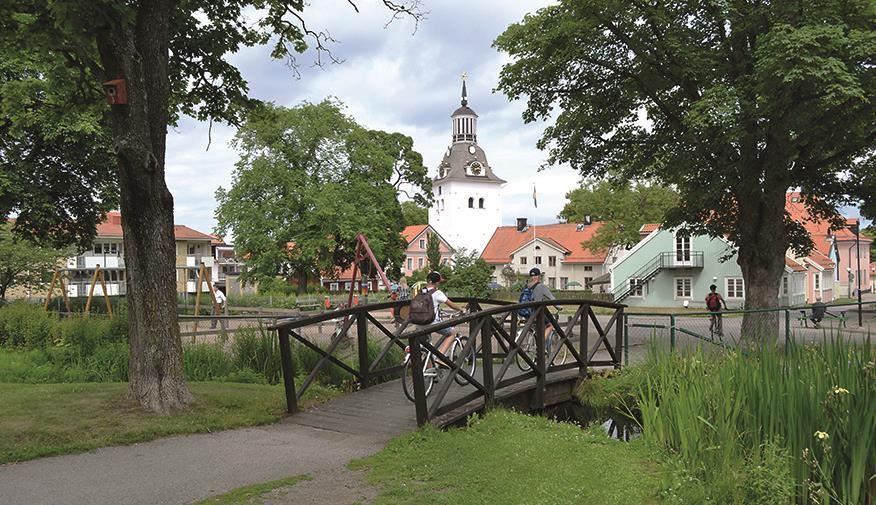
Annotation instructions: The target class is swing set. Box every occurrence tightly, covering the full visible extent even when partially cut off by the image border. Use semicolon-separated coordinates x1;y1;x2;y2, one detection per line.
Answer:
43;265;114;316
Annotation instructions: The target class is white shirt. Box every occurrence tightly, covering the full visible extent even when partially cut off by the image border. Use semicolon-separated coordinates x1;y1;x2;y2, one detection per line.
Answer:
213;289;227;306
430;288;448;324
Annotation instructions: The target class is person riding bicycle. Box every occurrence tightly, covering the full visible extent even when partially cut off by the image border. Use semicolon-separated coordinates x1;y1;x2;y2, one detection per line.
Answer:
420;271;465;357
705;284;728;337
519;268;556;338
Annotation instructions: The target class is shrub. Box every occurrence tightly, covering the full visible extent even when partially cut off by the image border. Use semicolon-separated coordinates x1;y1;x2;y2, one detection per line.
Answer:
232;325;282;384
223;367;267;384
0;302;56;348
53;316;115;356
183;343;235;381
81;342;130;382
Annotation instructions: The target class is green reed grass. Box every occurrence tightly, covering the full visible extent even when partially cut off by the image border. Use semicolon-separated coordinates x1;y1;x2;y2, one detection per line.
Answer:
636;337;875;504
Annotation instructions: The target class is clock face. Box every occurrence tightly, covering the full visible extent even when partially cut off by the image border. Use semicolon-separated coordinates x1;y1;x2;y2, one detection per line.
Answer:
468;161;483;176
468;145;476;154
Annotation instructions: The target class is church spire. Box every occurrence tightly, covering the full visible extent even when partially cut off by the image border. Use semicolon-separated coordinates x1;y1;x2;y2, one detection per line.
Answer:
461;72;468;106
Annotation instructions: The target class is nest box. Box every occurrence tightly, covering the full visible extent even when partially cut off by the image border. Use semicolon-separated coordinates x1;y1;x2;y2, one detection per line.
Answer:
103;79;127;105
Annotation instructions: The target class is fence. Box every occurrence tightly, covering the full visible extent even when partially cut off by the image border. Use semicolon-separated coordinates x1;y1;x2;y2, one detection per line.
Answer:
623;300;876;362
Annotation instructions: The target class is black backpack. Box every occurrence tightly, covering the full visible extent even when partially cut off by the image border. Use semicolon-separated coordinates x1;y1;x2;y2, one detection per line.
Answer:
407;288;437;325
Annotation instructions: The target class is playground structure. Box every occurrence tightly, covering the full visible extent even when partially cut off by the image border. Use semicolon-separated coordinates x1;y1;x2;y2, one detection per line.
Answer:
43;265;113;316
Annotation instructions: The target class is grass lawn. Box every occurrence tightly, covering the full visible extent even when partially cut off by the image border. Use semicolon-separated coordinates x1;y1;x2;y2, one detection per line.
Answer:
0;381;341;464
190;474;311;505
352;409;661;505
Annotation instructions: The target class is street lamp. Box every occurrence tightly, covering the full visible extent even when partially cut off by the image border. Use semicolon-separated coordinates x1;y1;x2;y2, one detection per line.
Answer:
846;222;863;326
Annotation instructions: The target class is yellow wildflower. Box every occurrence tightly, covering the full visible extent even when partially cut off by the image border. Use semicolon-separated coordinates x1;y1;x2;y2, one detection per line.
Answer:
814;431;829;441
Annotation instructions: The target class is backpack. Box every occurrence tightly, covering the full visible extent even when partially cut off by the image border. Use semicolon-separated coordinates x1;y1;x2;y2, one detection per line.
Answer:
407;288;437;325
518;284;535;318
706;293;721;311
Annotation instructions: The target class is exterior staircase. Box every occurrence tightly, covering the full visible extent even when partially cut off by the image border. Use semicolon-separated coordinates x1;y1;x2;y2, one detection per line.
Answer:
613;251;704;302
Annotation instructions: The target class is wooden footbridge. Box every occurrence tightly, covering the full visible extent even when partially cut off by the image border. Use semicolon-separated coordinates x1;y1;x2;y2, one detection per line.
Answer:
270;298;626;430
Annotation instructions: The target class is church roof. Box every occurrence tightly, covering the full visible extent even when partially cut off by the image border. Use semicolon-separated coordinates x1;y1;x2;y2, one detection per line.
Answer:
452;105;478;117
435;142;506;184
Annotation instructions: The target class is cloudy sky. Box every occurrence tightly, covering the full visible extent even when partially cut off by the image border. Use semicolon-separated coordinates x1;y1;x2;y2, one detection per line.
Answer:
165;0;574;237
164;0;868;237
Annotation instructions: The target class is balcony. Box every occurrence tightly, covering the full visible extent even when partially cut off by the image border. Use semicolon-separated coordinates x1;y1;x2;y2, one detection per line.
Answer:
659;251;704;269
185;256;214;268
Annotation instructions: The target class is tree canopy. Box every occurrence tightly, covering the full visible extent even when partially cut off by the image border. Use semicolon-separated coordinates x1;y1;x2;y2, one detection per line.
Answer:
496;1;876;336
559;181;678;250
401;201;429;227
0;224;70;300
215;100;430;291
441;250;492;298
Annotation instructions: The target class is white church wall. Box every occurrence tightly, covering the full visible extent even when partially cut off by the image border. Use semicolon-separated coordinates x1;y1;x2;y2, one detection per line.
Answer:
430;179;502;255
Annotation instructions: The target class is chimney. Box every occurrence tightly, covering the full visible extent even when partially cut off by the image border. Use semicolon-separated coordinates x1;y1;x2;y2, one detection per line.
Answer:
516;218;528;232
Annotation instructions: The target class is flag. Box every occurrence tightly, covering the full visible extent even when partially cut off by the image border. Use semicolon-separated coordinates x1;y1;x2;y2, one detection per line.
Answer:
532;184;537;208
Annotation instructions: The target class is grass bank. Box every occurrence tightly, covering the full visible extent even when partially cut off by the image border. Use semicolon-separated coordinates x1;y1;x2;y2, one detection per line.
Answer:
0;381;340;464
191;474;311;505
353;409;661;505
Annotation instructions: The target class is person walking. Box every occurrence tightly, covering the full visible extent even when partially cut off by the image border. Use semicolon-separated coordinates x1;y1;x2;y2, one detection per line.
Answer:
705;284;728;338
210;284;227;329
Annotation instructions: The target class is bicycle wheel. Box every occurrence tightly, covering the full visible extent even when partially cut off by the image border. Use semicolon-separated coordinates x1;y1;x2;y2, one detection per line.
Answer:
515;330;536;371
548;331;568;366
402;354;435;402
450;337;477;386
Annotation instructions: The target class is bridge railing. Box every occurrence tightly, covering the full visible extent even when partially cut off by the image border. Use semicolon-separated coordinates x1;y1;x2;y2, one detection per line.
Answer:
402;299;625;426
270;297;626;426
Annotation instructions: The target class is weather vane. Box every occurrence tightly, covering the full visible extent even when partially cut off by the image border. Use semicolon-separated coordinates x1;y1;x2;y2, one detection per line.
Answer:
461;71;468;82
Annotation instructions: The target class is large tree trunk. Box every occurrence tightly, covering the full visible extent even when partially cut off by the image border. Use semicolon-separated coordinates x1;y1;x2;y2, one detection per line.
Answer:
97;1;192;413
736;187;787;346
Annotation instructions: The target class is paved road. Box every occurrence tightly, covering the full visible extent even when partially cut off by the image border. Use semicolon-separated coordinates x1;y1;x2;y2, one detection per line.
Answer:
0;420;389;505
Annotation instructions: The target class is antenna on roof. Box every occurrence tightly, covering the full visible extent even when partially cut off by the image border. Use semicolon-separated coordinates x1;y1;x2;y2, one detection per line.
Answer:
460;72;468;106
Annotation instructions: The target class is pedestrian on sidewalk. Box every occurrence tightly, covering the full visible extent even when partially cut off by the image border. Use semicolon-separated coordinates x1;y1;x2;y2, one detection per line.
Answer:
210;285;227;329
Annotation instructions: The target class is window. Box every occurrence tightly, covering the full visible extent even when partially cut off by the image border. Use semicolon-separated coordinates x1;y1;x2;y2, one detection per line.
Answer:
782;276;788;296
330;282;338;291
548;277;556;289
584;277;593;289
584;266;593;271
520;256;528;265
478;198;484;209
438;186;442;195
560;277;568;289
188;244;196;255
548;256;556;267
726;278;744;298
814;273;821;291
418;257;424;269
406;258;413;271
344;282;351;290
629;278;644;297
188;269;198;280
93;243;101;254
675;277;692;298
419;239;425;249
109;243;118;255
468;197;474;208
535;256;542;265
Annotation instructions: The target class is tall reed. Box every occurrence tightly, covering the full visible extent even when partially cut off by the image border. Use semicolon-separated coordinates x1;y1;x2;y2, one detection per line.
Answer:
636;336;875;504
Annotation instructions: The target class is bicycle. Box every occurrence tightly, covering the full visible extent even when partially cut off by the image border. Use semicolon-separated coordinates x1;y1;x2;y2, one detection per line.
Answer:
515;308;568;371
401;310;476;402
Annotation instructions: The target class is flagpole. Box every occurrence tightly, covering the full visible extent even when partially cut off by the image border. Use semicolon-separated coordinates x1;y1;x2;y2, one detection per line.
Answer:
532;183;537;263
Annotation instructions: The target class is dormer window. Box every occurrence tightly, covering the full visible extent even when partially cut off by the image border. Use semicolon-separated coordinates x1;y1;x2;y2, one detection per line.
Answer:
468;197;474;208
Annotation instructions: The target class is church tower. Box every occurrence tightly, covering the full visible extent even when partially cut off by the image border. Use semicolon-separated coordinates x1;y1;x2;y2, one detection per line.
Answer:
428;76;505;255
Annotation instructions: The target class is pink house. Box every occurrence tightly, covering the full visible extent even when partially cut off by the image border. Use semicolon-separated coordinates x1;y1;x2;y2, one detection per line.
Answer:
401;225;454;277
832;218;873;297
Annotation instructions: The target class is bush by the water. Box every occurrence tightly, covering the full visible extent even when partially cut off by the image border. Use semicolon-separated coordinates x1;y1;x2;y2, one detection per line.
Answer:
629;339;875;505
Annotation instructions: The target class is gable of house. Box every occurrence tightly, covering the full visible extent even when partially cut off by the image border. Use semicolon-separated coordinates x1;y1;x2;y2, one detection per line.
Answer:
481;222;607;264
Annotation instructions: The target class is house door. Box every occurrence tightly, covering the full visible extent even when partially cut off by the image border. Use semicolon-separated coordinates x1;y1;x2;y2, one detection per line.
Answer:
675;234;691;266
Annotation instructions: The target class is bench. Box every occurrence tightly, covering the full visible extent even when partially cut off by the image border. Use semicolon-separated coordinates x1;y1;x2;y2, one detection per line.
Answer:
797;309;847;328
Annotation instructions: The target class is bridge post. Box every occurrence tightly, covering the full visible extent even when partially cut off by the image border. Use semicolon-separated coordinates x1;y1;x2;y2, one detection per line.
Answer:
615;307;624;369
356;314;370;388
580;305;590;379
534;306;546;409
480;315;495;407
277;327;299;413
408;335;429;427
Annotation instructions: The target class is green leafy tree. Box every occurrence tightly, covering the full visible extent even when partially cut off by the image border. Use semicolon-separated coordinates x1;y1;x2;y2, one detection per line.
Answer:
0;0;422;412
442;249;491;298
496;1;876;340
0;224;70;300
401;200;429;227
560;181;678;250
426;232;442;272
863;226;876;263
215;100;430;294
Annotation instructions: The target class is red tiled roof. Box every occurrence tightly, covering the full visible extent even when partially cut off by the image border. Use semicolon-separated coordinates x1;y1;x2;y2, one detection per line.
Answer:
639;223;660;234
481;222;607;264
784;257;806;272
402;224;429;244
95;211;212;241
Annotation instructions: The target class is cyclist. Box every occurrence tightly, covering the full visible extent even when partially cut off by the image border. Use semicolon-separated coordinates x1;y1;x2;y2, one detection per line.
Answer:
705;284;728;337
520;268;557;339
421;271;466;356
